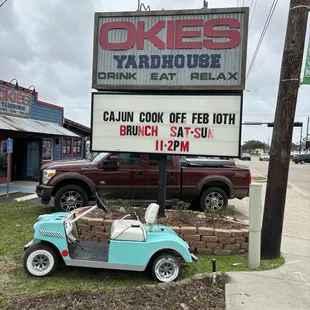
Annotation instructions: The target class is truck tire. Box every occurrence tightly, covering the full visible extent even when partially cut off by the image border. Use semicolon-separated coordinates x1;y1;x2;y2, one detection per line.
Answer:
200;187;228;212
54;184;89;212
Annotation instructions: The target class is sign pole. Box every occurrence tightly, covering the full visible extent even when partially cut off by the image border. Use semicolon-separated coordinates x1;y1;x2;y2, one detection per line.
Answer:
6;152;10;197
157;155;167;217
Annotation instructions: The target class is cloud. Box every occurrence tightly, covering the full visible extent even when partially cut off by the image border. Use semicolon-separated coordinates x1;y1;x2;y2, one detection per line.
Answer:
0;0;309;145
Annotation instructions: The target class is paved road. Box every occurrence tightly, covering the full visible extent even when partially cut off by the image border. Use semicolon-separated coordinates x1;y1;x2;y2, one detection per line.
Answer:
232;157;310;240
239;157;310;194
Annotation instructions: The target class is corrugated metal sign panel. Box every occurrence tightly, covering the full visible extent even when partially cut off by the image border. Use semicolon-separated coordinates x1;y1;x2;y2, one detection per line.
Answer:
92;8;249;91
0;115;79;137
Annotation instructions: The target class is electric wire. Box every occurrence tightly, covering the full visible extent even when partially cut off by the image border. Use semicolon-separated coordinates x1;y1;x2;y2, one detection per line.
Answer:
0;0;8;8
246;0;279;79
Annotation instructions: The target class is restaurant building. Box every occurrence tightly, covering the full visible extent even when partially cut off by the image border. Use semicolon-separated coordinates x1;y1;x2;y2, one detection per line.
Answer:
0;79;89;184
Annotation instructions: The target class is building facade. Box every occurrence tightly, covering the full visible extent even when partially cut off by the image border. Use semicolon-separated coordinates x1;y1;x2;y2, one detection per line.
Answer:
0;79;86;184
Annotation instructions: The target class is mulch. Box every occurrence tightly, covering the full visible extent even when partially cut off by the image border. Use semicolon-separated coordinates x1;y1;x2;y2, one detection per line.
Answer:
87;205;248;230
4;276;227;310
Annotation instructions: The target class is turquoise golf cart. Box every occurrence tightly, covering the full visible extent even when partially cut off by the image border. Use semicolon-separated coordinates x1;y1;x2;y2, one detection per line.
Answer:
23;203;198;282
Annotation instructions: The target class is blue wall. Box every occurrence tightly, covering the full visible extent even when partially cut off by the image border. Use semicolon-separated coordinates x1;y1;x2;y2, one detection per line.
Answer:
30;96;63;125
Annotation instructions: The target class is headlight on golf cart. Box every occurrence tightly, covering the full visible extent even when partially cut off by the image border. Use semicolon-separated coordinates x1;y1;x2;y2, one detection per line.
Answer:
42;169;56;185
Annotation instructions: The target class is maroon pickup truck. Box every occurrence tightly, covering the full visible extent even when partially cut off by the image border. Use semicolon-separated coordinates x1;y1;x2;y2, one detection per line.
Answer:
36;152;251;212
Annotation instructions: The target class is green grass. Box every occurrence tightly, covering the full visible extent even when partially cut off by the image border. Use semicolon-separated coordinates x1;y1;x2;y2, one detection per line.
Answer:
0;202;284;297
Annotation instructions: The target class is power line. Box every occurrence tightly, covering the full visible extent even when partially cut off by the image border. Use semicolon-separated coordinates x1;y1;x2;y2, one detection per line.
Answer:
249;0;258;27
0;0;8;8
246;0;278;79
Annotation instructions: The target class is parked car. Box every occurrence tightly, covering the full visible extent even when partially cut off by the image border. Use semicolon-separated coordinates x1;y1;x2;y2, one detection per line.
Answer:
293;154;310;164
259;153;270;161
240;153;251;161
36;153;251;212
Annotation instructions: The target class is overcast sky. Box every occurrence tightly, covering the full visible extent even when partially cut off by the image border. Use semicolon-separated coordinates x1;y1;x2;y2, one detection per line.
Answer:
0;0;309;144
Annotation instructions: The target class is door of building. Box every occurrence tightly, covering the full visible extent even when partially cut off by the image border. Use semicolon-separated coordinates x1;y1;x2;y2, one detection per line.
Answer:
27;141;40;180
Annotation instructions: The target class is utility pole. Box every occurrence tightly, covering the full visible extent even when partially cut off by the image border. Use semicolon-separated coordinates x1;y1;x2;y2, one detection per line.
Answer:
306;116;310;153
261;0;310;258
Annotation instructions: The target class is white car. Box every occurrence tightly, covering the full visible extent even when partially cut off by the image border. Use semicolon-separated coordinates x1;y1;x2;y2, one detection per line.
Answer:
259;153;270;161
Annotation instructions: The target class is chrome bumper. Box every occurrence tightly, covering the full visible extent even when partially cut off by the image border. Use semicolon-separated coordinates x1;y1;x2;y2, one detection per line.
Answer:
191;253;198;262
24;240;34;251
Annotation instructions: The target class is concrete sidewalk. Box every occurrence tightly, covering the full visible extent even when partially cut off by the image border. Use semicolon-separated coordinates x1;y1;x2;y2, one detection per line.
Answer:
226;235;310;309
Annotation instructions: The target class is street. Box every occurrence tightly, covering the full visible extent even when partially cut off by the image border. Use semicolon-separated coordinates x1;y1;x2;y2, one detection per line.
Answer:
232;157;310;241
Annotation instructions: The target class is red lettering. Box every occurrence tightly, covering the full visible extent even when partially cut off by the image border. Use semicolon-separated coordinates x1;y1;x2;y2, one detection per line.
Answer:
120;125;126;136
170;126;177;137
208;129;214;138
23;95;30;106
136;21;165;50
175;19;203;49
203;18;241;49
99;18;241;51
194;128;200;138
0;88;6;100
166;20;174;49
100;22;135;50
184;127;191;137
152;126;158;136
7;91;16;103
138;126;144;136
16;93;23;105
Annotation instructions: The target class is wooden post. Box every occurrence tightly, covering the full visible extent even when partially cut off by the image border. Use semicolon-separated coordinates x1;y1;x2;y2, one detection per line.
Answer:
261;0;310;258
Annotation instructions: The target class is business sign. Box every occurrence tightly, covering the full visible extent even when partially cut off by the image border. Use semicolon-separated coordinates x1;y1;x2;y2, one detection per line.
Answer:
303;34;310;85
92;8;249;91
6;138;13;153
91;93;242;157
0;85;31;118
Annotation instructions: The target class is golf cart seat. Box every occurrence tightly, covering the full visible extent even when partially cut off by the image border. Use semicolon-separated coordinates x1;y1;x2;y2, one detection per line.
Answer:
110;203;159;242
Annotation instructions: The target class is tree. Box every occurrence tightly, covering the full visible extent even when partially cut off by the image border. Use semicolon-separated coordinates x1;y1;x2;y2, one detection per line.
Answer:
242;140;268;153
291;142;300;152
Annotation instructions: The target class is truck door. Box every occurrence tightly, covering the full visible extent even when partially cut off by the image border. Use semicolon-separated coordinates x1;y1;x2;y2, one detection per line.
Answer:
144;154;178;199
97;153;146;199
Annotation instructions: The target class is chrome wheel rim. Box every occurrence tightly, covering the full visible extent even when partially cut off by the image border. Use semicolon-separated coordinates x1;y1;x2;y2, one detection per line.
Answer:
155;258;179;282
60;191;83;211
32;254;50;271
205;192;224;211
26;250;54;276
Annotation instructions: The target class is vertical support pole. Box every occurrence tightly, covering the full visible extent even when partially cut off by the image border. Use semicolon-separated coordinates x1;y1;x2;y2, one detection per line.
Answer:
306;116;309;154
249;183;263;269
157;154;167;217
299;124;303;154
6;152;10;197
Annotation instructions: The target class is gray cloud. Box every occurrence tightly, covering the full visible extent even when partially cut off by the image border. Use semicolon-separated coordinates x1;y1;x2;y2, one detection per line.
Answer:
0;0;309;144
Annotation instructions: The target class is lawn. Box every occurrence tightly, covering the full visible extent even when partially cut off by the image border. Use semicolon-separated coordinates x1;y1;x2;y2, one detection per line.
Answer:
0;202;284;299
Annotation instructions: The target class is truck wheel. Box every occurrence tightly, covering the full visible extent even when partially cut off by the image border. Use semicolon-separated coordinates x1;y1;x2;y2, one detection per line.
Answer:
54;184;89;212
24;244;59;277
200;187;228;212
151;253;180;283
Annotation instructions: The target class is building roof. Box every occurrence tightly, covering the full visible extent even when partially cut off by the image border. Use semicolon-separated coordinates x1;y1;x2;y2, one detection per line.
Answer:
64;118;90;135
0;115;79;137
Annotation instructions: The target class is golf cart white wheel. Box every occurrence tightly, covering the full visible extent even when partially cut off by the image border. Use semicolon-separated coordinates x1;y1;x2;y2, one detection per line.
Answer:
26;249;55;277
153;255;180;283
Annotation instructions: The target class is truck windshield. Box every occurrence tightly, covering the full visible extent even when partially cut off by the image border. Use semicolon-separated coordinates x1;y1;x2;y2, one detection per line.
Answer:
91;153;109;162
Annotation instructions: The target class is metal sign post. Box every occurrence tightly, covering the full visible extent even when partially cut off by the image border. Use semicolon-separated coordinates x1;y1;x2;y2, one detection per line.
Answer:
157;155;167;217
6;138;13;197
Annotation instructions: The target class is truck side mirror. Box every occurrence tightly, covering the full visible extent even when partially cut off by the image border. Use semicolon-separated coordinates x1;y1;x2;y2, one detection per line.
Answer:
102;155;120;170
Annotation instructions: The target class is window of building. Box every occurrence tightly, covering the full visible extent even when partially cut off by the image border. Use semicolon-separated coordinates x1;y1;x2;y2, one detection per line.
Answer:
42;139;53;161
73;137;82;154
62;137;72;154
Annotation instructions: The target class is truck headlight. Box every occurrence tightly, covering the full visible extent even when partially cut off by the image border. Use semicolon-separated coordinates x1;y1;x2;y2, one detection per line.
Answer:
42;169;56;185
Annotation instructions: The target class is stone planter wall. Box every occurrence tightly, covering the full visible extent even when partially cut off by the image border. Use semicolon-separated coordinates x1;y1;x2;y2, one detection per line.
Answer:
75;214;249;255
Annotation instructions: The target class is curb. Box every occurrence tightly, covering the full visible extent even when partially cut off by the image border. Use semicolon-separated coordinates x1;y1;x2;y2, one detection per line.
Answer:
0;191;19;198
13;193;38;202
